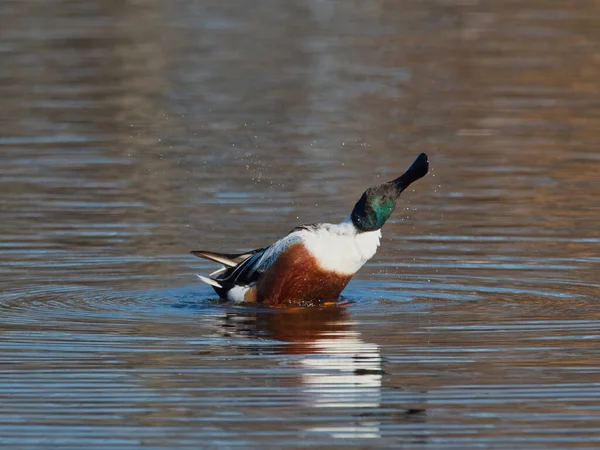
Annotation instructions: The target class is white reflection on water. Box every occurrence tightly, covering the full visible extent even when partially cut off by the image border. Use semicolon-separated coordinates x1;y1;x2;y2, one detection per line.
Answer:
299;322;383;438
217;308;386;438
308;422;382;439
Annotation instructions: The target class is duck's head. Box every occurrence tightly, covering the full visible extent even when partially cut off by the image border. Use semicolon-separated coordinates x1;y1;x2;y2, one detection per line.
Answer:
351;153;429;232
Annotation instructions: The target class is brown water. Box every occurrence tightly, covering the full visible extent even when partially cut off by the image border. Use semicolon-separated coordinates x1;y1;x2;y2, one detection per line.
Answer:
1;0;600;448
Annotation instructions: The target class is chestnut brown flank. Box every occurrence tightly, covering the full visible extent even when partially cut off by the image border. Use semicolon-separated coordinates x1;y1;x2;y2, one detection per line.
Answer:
245;243;352;306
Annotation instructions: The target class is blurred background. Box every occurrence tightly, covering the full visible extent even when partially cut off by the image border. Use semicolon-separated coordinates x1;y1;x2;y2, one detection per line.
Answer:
1;0;599;448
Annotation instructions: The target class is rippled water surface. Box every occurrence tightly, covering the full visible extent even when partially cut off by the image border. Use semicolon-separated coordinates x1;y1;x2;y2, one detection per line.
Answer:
1;0;600;448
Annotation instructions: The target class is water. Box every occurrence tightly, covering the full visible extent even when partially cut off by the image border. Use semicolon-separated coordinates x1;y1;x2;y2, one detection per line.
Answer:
1;0;599;448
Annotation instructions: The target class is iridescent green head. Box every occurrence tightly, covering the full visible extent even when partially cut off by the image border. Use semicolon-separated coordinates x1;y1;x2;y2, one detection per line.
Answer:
351;153;429;232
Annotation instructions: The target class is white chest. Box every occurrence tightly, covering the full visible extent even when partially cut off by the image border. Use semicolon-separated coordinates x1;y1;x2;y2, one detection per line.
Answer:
303;225;381;275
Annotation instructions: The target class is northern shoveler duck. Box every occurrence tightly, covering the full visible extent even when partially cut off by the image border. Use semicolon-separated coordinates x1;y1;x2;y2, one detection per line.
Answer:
192;153;429;306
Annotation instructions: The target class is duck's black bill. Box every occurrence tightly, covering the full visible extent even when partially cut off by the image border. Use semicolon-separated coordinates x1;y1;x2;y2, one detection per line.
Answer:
392;153;429;192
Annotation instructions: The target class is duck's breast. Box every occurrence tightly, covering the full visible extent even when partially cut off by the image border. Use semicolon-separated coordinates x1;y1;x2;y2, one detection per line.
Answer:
255;242;353;305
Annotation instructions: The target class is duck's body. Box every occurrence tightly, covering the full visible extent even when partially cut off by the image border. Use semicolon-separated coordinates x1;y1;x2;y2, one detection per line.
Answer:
192;153;429;306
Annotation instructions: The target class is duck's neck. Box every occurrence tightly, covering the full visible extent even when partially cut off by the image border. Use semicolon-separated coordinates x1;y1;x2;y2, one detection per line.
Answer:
341;216;382;260
304;218;381;275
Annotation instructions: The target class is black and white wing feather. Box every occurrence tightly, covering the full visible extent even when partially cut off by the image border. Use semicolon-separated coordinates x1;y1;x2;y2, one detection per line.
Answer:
191;224;322;292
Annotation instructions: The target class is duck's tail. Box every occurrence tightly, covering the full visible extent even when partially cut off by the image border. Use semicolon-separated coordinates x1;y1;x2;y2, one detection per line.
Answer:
190;250;258;267
190;248;263;297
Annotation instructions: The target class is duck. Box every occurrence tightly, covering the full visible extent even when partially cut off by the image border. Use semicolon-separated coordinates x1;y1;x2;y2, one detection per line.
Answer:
191;153;429;306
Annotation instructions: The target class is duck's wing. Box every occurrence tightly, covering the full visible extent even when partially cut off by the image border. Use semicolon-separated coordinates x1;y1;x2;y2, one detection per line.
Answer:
219;231;306;287
192;227;312;291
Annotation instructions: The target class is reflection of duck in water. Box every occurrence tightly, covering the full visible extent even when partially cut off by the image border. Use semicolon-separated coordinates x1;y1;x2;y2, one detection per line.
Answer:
192;153;428;306
221;307;426;440
223;307;381;405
